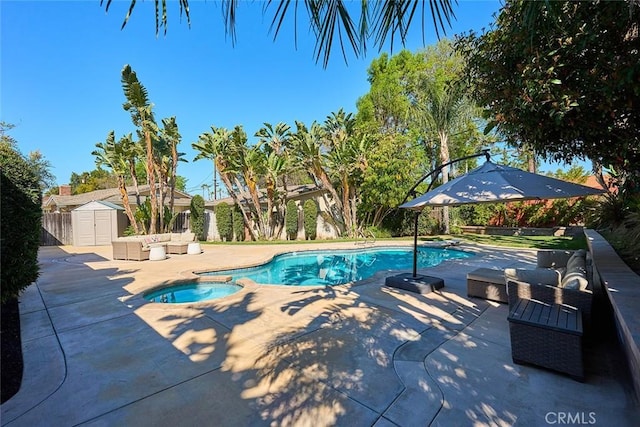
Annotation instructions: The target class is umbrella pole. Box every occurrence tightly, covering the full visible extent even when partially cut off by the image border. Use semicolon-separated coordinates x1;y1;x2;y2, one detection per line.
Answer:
413;211;419;278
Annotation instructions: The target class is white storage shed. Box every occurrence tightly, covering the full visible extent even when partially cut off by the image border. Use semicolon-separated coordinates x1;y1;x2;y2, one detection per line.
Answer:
71;201;128;246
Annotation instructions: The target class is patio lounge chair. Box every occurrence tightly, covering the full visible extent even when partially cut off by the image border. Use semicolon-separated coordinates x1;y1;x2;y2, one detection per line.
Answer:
126;241;150;261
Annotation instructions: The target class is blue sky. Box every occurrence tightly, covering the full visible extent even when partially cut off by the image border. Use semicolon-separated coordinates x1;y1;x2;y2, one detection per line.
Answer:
2;0;504;196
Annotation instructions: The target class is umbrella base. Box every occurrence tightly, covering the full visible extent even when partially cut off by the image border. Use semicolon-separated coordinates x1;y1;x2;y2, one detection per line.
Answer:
385;273;444;295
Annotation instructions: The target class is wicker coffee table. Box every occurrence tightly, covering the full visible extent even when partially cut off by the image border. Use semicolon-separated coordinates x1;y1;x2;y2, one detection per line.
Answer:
508;298;584;380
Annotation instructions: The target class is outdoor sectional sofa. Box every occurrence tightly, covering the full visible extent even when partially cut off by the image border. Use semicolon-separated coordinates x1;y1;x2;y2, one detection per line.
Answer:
111;232;196;260
505;249;593;380
505;249;594;325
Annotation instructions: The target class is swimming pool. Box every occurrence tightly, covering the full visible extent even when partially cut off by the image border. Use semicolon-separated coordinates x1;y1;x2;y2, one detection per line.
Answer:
144;282;242;303
201;246;473;286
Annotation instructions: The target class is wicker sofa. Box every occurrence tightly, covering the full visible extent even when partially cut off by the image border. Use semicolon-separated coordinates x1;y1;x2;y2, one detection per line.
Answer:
112;232;196;260
505;249;593;324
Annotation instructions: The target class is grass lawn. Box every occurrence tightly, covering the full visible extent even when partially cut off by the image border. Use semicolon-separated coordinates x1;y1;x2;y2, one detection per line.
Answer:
202;233;587;251
452;233;588;250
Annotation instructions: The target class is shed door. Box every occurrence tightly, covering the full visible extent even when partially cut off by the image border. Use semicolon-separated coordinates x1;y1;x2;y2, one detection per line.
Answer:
76;211;96;246
94;210;112;245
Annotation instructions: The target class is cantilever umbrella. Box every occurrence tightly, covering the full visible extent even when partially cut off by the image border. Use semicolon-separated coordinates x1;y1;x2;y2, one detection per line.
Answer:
387;159;606;292
400;160;605;209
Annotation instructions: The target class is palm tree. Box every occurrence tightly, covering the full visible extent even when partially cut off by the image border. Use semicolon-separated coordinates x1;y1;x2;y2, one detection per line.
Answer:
255;122;292;190
290;121;346;233
232;126;268;238
323;109;359;235
158;116;185;232
411;41;476;233
102;1;457;67
121;65;160;234
119;133;143;207
92;131;140;234
192;126;259;241
263;149;288;238
256;122;292;238
414;79;474;234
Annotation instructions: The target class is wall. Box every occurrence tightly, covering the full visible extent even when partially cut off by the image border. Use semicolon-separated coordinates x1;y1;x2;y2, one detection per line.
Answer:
460;226;585;237
586;229;640;403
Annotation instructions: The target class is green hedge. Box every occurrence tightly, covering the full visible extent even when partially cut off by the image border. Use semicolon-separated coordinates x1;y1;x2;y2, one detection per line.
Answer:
303;199;317;240
190;195;205;241
285;200;298;240
232;206;245;242
1;143;42;303
215;202;232;241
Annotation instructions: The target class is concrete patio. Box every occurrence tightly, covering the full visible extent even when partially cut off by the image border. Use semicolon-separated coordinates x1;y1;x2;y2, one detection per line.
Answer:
1;241;638;426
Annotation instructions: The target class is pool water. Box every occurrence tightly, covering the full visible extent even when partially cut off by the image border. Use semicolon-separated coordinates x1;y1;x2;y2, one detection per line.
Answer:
202;247;473;286
144;282;242;303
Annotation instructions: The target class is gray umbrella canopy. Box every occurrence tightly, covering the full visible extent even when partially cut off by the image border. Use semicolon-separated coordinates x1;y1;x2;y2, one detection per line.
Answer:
400;161;605;210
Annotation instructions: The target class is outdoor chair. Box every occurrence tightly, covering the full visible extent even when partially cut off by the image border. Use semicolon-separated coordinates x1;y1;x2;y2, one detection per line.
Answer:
126;241;150;261
112;240;128;260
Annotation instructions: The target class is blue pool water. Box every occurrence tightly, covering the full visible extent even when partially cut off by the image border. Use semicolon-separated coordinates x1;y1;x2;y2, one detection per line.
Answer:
202;247;473;286
144;282;242;303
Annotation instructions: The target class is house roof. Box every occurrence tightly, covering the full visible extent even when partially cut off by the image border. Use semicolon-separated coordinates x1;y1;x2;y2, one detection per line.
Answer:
44;183;326;210
44;185;192;209
205;184;326;208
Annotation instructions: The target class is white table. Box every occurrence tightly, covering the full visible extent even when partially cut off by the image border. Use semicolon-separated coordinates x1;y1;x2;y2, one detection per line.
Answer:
187;242;201;255
149;244;166;261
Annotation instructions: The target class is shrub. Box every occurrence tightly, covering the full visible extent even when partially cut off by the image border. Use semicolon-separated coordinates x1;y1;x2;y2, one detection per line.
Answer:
303;199;318;240
190;195;205;241
134;199;152;234
382;209;440;237
232;206;245;241
1;143;42;303
456;204;496;226
367;226;392;238
215;201;232;241
285;200;298;240
123;225;137;236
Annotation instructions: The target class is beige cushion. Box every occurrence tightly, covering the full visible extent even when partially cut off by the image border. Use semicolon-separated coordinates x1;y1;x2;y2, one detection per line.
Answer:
504;267;561;287
181;232;196;242
561;267;589;290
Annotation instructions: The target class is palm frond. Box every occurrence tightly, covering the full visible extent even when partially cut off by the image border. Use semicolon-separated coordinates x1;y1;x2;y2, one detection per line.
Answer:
222;0;239;45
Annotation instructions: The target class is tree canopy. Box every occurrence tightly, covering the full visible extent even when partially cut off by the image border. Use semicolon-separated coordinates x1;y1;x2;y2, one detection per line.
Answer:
458;0;639;189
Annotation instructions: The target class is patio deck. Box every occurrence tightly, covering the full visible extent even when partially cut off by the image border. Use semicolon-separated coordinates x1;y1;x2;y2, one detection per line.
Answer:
1;242;638;426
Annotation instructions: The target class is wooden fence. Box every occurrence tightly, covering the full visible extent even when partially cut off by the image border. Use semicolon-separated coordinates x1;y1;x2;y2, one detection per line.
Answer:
41;212;73;246
172;212;190;232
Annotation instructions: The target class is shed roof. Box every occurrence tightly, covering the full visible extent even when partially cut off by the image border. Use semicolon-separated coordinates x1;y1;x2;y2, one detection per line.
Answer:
73;200;124;211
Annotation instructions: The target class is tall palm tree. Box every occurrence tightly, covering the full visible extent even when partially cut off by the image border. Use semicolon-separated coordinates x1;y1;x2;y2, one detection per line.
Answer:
232;126;268;238
92;131;140;234
119;133;143;207
323;109;359;235
414;78;474;234
263;149;288;238
121;65;160;234
290;121;346;233
102;1;457;67
158;116;185;232
255;122;292;190
192;126;259;240
255;122;292;238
